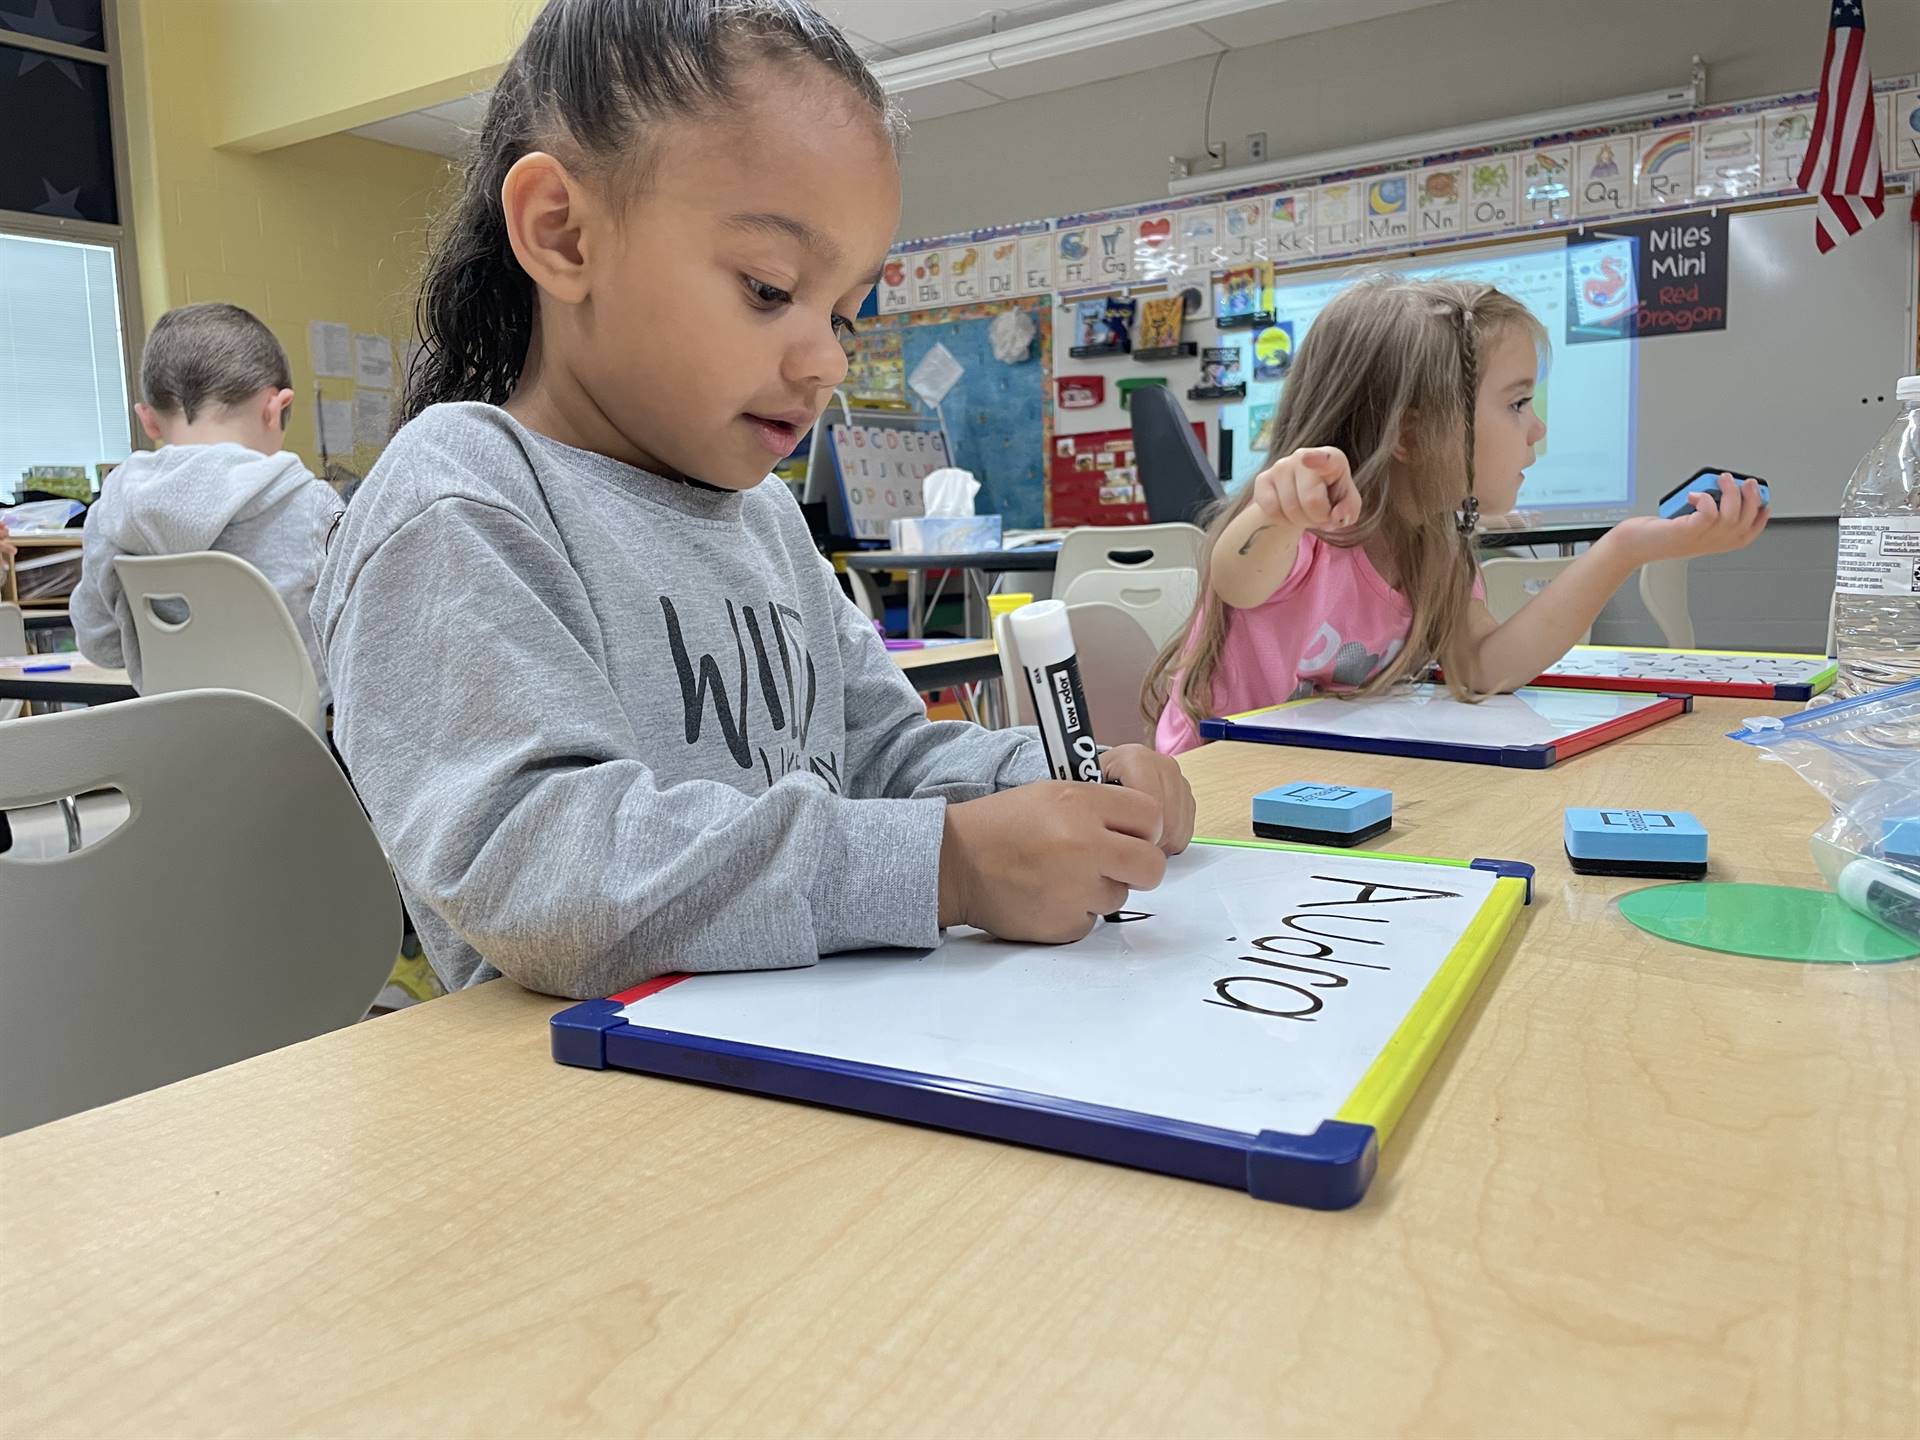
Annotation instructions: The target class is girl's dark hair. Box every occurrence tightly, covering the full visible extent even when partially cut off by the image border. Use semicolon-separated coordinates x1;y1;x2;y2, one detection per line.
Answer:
405;0;900;422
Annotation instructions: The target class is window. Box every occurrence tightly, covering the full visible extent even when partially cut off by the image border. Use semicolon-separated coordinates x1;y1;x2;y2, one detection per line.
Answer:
0;0;138;499
0;232;129;483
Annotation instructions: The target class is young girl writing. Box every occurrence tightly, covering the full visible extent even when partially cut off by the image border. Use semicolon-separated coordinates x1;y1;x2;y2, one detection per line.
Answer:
1147;276;1768;753
315;0;1193;999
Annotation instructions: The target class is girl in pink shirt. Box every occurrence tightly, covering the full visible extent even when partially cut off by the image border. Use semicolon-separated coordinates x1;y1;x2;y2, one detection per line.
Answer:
1148;276;1770;754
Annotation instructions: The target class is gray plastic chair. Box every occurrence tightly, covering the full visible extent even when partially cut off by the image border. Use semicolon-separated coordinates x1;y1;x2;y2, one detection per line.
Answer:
0;689;401;1134
115;552;325;733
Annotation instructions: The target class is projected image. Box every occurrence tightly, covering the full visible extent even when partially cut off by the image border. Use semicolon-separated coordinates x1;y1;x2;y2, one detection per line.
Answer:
1221;238;1635;526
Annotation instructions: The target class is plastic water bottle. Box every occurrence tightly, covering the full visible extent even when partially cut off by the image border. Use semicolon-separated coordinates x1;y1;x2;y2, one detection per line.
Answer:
1833;376;1920;699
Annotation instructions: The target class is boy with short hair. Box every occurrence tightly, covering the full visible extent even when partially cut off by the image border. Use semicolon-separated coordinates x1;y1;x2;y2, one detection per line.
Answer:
72;302;343;698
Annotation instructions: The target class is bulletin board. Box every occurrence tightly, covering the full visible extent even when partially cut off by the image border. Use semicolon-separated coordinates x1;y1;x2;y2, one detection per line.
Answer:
852;298;1052;529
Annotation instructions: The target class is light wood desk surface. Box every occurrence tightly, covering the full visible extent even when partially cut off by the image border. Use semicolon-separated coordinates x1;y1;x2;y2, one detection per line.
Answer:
2;698;1915;1437
0;655;132;705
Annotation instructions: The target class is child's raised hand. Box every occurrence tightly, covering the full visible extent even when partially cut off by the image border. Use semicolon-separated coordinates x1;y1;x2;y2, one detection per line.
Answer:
1250;446;1362;531
1611;474;1769;566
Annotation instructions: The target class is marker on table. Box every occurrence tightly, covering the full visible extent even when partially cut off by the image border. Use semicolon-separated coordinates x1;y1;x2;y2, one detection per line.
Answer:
1007;599;1121;921
22;661;72;673
1837;858;1920;942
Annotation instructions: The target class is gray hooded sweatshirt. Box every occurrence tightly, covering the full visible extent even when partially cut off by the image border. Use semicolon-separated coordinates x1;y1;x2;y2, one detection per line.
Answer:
70;443;342;698
312;403;1046;998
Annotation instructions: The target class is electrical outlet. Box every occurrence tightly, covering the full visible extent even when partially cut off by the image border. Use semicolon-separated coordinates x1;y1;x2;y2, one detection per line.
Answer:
1247;131;1268;163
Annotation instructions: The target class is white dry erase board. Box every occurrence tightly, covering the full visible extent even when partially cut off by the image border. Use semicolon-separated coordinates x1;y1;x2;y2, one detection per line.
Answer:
553;840;1534;1209
1200;683;1689;767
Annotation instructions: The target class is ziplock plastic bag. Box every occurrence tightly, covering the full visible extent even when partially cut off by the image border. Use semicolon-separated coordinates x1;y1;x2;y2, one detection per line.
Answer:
1728;678;1920;941
0;500;83;534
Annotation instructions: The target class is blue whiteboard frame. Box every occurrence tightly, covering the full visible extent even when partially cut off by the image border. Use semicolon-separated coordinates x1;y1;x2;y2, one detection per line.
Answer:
1199;688;1692;768
551;852;1534;1210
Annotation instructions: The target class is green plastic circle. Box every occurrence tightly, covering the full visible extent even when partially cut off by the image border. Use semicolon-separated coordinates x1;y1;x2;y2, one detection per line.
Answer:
1616;883;1919;964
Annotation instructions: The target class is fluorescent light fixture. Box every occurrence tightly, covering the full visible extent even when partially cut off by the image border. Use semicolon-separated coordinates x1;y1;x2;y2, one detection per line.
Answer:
1166;84;1701;197
869;0;1275;93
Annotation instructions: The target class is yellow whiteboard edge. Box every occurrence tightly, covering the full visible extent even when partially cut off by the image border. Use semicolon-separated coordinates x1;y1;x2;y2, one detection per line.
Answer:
1334;875;1528;1146
1572;643;1832;664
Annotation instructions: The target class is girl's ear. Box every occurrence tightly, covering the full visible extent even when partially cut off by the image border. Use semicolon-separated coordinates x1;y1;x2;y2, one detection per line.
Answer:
501;152;593;306
1391;407;1421;464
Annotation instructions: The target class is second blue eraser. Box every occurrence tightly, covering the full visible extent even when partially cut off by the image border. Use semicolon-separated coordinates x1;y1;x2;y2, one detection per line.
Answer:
1565;807;1707;877
1254;782;1392;847
1882;817;1920;870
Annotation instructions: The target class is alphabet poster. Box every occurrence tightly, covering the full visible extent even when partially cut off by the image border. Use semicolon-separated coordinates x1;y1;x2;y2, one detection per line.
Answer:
1266;190;1314;260
1576;136;1631;218
1464;154;1519;234
1415;164;1464;241
1361;174;1412;248
1632;126;1695;209
1695;118;1763;199
1520;146;1572;225
1316;182;1364;253
1220;198;1266;261
1761;106;1813;190
828;422;950;542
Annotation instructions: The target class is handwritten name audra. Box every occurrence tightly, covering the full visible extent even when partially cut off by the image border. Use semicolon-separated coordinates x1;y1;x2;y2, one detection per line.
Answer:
1204;873;1461;1022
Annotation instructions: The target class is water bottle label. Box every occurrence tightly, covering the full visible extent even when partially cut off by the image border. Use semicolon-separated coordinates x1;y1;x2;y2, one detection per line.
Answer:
1836;516;1920;596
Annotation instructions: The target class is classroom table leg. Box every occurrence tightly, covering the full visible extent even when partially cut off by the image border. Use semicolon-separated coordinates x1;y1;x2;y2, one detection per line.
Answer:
907;570;925;639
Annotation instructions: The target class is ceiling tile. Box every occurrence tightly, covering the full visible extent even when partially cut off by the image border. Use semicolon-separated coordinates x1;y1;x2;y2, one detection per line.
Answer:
891;78;1004;120
1196;0;1456;48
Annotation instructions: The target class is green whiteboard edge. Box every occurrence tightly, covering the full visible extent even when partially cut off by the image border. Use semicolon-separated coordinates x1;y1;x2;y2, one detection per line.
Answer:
1196;835;1471;870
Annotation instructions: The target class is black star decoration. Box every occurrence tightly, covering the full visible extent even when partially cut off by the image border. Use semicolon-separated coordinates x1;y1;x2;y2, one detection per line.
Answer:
31;178;84;218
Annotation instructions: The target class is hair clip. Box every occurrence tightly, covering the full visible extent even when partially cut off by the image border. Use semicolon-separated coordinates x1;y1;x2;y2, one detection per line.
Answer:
1454;493;1480;535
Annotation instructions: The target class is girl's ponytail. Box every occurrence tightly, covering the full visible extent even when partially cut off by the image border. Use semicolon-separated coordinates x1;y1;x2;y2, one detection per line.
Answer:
405;71;536;422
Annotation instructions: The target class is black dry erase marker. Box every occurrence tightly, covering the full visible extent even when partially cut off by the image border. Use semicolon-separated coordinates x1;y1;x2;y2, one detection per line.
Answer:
1008;600;1124;923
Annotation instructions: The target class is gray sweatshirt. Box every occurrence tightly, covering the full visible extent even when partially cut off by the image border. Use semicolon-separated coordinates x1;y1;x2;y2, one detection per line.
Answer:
71;443;342;699
313;403;1046;998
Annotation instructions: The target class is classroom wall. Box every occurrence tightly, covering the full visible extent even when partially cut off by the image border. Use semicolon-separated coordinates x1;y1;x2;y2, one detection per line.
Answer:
119;0;454;479
895;0;1920;237
205;0;535;152
895;0;1913;652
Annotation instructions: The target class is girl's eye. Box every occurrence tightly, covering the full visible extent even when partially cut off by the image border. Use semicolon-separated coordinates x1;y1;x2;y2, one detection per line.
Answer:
833;315;858;340
1511;395;1533;413
744;277;791;309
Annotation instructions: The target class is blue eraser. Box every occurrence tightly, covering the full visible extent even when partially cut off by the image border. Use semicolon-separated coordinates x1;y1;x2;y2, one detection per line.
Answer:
1659;475;1770;519
1254;782;1392;847
1882;817;1920;869
1565;807;1708;876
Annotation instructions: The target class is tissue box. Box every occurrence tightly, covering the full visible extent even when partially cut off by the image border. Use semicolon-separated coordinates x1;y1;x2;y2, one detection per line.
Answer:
888;515;1003;554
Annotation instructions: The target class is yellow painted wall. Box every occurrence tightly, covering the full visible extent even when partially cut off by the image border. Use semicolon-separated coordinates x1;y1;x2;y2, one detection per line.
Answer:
120;0;454;480
210;0;535;152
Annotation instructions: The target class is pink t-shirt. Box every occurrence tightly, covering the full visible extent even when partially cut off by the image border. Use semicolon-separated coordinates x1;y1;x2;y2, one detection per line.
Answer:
1155;533;1416;756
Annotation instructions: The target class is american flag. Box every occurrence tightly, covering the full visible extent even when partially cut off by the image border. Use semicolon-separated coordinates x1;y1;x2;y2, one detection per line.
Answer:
1797;0;1884;252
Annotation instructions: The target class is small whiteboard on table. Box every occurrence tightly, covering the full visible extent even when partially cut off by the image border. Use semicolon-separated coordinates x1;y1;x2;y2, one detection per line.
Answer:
1531;645;1836;701
1200;683;1689;768
553;840;1533;1209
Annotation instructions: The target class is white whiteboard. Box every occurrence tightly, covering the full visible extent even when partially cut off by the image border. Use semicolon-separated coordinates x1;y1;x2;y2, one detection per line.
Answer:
1232;684;1668;746
1632;203;1916;519
619;844;1499;1139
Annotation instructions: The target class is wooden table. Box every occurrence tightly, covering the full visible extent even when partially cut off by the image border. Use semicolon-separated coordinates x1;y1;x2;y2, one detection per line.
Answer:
0;655;133;705
845;544;1058;638
3;698;1915;1438
888;636;1000;692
